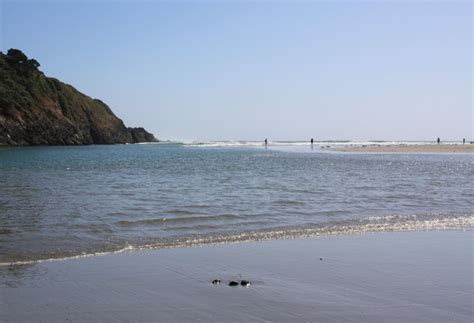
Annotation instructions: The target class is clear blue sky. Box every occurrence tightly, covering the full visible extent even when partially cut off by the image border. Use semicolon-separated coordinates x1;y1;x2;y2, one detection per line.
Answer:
1;0;472;141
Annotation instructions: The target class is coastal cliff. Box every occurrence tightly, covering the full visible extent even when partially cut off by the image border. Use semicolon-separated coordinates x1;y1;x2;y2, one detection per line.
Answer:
0;49;157;146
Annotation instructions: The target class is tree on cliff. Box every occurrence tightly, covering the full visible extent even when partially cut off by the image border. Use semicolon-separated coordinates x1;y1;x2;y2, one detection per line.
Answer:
4;49;41;77
5;49;28;64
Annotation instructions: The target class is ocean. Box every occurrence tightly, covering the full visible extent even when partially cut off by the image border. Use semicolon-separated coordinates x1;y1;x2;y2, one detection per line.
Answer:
0;142;472;264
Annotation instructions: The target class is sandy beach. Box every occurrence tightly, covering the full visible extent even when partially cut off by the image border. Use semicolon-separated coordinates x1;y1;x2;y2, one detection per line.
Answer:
1;230;472;322
334;144;474;153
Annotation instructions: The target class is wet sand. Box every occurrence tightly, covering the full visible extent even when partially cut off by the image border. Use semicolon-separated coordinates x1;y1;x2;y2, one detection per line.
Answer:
1;230;472;322
335;144;474;153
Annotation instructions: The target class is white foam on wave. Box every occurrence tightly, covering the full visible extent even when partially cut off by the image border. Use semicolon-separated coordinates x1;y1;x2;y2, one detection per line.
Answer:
1;213;472;267
136;140;466;148
177;140;464;148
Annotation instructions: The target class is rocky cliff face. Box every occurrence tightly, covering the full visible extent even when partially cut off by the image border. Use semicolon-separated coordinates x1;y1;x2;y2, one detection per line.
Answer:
0;49;157;146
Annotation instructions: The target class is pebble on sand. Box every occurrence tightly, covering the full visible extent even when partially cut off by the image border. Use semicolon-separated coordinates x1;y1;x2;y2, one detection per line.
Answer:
240;280;251;287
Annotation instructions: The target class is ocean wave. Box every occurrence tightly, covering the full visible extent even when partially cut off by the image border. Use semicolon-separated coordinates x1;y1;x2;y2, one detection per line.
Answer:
1;213;471;267
115;213;241;227
166;140;464;148
137;139;466;149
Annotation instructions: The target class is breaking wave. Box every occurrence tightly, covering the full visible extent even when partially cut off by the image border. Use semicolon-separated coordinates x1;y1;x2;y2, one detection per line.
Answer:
1;212;471;267
139;140;465;148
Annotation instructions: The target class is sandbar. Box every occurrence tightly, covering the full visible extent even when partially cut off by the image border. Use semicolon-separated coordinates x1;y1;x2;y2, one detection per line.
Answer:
334;144;474;153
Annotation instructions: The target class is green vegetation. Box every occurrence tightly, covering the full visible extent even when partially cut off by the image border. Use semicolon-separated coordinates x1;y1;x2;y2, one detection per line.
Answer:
0;49;156;145
0;49;39;117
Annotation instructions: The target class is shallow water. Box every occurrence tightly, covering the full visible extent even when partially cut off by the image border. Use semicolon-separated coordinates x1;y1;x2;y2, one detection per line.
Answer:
0;143;472;263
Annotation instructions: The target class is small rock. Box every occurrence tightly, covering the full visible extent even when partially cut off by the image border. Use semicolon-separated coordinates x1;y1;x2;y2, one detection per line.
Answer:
212;279;221;284
229;281;239;286
319;257;323;261
240;280;251;287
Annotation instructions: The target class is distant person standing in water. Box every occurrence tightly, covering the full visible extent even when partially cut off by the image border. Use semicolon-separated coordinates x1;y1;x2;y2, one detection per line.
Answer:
463;138;465;144
310;138;314;145
437;137;440;144
264;138;268;147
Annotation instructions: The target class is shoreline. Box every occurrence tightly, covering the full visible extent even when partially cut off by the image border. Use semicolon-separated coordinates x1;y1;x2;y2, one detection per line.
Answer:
1;230;472;322
333;143;474;153
2;213;472;266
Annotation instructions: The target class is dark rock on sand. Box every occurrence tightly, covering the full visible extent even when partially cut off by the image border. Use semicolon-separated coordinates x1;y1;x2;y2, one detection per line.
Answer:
240;280;251;287
0;48;158;146
212;279;221;285
228;281;239;286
